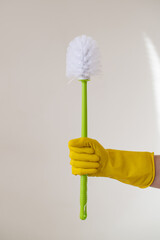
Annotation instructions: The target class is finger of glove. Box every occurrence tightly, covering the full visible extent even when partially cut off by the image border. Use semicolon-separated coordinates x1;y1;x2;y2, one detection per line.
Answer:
69;146;94;154
69;151;99;162
68;137;94;148
72;167;98;175
70;160;99;169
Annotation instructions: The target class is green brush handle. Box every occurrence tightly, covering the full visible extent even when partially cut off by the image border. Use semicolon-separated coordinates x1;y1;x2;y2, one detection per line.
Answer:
80;79;89;220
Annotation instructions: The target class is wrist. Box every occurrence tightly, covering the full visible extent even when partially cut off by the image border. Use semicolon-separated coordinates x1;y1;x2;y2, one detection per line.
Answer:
150;155;160;188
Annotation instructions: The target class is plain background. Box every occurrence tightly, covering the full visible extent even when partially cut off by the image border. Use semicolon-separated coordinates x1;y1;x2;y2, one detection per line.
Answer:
0;0;160;239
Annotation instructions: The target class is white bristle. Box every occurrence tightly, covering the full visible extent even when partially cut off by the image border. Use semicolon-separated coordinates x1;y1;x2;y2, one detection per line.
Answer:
66;35;101;81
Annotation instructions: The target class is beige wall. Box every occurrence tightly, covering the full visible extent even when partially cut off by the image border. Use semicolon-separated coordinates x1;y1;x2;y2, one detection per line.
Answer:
0;0;160;239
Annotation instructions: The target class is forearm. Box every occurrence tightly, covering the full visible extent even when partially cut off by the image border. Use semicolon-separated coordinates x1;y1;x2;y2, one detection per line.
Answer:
150;155;160;188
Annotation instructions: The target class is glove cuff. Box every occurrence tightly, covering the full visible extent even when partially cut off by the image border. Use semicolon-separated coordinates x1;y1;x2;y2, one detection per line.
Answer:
104;149;155;188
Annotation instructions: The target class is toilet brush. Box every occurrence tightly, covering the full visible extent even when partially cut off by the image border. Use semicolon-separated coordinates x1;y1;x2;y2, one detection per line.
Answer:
66;35;101;220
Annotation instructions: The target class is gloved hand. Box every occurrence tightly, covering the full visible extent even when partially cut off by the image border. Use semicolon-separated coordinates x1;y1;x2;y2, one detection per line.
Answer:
68;137;155;188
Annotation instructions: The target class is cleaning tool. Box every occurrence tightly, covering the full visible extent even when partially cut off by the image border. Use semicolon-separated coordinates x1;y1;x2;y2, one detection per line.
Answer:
66;35;101;220
68;137;155;188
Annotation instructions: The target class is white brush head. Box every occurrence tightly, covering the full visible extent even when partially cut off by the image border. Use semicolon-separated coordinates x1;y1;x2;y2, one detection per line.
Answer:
66;35;101;81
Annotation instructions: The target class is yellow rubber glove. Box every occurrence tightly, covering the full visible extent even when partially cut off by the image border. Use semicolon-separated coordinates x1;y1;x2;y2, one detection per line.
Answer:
68;137;155;188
